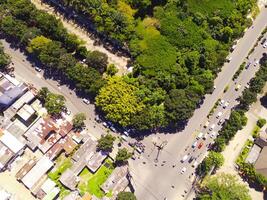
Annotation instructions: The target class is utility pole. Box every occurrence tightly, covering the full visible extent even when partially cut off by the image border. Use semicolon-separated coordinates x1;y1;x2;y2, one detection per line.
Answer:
154;140;168;163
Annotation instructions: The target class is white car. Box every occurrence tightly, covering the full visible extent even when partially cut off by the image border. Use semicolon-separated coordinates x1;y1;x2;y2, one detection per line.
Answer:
83;98;90;104
254;60;259;66
192;161;198;168
263;42;267;48
223;101;229;109
219;99;225;106
181;154;189;163
226;57;232;62
216;112;222;118
192;141;197;148
35;67;42;72
66;109;71;115
180;167;187;174
209;124;215;131
204;121;209;128
218;119;224;125
197;132;204;139
235;84;241;91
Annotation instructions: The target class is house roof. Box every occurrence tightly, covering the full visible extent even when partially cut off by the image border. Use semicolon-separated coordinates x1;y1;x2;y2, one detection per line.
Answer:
59;168;79;191
0;130;24;154
245;144;261;164
21;156;53;190
0;85;26;110
255;146;267;177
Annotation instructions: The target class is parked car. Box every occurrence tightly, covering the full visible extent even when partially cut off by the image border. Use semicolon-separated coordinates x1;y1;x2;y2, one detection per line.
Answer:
235;84;241;91
216;112;222;118
263;42;267;48
192;161;198;168
180;167;187;174
218;119;224;125
197;132;204;139
254;60;259;66
204;121;209;128
223;101;229;109
209;124;215;131
261;38;266;45
35;67;42;72
82;98;90;104
245;62;251;69
219;99;225;106
226;56;232;62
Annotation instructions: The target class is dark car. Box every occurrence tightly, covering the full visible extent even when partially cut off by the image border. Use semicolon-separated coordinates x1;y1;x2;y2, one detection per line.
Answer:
188;156;195;163
261;38;266;45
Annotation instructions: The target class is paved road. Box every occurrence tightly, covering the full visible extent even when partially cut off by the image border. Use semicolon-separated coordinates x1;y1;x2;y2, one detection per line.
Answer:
129;7;267;200
1;40;108;140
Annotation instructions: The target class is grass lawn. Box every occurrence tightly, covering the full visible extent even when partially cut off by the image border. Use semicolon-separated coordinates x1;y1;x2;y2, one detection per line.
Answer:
48;154;72;198
78;159;114;198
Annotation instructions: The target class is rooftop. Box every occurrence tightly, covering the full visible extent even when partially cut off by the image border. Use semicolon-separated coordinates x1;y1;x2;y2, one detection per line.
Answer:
21;156;53;190
255;146;267;177
59;168;79;191
101;165;129;195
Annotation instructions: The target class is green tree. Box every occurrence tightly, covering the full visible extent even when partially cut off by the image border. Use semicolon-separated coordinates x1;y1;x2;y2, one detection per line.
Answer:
257;118;266;128
198;173;251;200
72;113;86;129
97;134;116;152
197;151;224;176
86;50;108;74
117;192;137;200
44;93;65;115
106;64;118;76
27;35;52;54
165;89;196;121
115;148;132;165
37;87;49;102
96;76;144;127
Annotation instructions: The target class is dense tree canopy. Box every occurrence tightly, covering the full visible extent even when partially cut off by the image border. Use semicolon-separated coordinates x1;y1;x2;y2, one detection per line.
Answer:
97;134;116;152
72;113;86;129
0;0;257;131
117;191;137;200
198;173;251;200
96;76;144;127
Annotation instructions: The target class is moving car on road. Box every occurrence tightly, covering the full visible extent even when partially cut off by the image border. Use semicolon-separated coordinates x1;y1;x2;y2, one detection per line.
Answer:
235;84;241;91
198;142;204;149
180;167;187;174
192;141;197;148
181;154;189;163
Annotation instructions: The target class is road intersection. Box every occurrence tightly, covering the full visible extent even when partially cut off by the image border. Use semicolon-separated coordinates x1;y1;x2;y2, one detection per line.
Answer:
129;7;267;200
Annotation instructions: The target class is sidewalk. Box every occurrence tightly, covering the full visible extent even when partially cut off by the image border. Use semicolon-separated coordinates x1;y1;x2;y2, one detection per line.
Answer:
217;84;267;200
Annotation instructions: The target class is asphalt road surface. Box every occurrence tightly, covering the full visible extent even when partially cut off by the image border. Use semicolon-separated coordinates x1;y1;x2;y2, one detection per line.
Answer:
129;7;267;200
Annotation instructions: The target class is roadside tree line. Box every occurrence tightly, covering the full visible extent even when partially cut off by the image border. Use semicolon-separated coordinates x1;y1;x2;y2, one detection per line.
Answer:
197;57;267;194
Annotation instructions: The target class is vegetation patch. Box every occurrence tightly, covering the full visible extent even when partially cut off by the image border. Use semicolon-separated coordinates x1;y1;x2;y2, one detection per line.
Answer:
78;159;115;198
48;154;72;198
